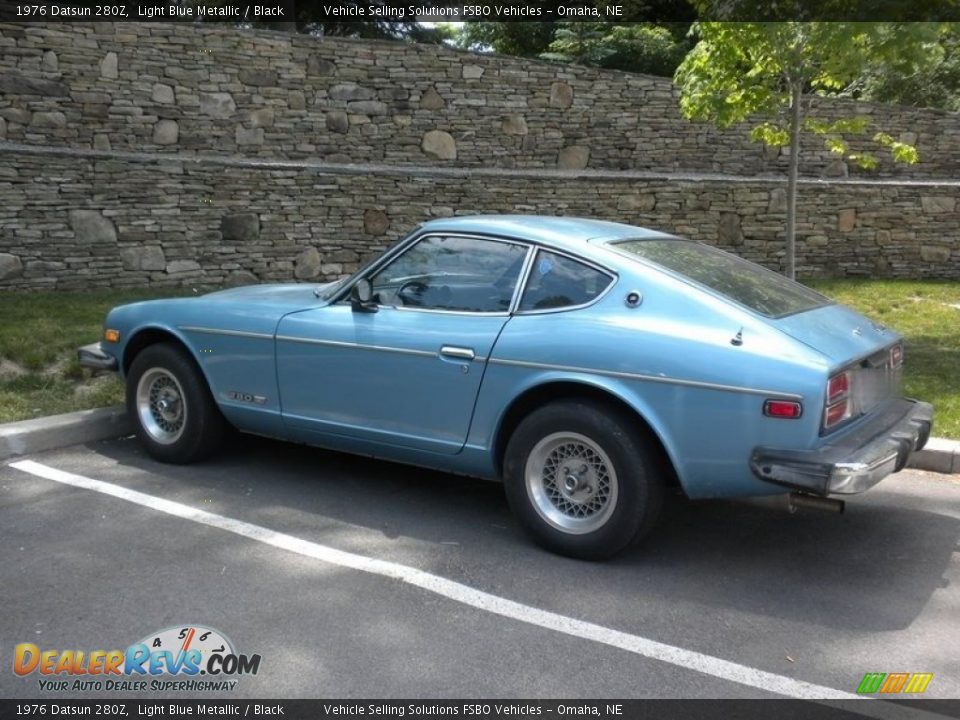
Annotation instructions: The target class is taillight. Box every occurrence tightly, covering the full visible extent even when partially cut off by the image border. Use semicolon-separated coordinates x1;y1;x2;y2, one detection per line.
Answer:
823;370;852;430
827;372;849;404
824;401;850;427
764;400;803;418
890;344;903;368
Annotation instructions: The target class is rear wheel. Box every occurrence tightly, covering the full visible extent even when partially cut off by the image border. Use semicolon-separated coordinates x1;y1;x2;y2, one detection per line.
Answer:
127;343;225;463
503;401;663;560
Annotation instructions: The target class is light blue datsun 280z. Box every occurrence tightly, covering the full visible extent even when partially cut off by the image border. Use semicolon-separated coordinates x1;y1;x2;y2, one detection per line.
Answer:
79;215;933;559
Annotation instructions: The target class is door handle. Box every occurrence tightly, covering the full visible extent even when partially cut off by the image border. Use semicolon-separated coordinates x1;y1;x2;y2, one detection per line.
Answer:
440;345;476;361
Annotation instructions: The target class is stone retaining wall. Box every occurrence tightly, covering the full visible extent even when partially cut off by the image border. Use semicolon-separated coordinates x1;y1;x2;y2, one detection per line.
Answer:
0;21;958;288
0;147;956;290
2;22;959;177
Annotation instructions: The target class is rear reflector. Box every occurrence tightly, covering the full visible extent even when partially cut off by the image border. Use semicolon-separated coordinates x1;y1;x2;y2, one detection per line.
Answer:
764;400;803;419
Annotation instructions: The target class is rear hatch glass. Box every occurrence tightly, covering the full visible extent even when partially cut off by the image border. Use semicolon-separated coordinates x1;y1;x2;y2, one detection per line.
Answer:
613;238;831;318
614;237;901;418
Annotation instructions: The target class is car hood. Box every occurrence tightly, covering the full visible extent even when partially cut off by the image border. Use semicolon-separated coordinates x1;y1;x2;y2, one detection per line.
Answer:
771;303;899;366
203;281;337;306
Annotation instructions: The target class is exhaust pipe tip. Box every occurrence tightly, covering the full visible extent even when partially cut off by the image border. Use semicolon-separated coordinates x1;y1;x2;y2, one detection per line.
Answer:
789;492;845;514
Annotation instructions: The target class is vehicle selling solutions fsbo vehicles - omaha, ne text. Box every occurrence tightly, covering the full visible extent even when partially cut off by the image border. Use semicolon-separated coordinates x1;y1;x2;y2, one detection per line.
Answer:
79;216;932;559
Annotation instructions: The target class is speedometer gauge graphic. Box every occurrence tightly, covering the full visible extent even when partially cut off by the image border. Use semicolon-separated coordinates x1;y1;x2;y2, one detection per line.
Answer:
134;625;235;674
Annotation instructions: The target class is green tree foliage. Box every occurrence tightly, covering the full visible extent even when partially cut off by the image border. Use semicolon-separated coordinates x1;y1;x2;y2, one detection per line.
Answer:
674;22;938;278
252;19;453;43
457;22;692;78
182;0;455;43
456;22;558;57
541;23;692;77
693;0;958;21
850;25;960;110
455;0;695;78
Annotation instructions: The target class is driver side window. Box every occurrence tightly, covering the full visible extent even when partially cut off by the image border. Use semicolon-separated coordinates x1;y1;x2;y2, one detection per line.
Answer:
370;235;528;313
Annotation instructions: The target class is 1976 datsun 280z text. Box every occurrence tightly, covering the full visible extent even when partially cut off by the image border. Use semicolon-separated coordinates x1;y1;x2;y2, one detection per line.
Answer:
79;216;932;559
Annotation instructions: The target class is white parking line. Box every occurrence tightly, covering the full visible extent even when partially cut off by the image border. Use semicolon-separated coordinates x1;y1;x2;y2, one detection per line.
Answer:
6;459;945;716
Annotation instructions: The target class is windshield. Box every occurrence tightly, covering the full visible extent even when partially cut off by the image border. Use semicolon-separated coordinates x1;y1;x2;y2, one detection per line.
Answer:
613;238;831;318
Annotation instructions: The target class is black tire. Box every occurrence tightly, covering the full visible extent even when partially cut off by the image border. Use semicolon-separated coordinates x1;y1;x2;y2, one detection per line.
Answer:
126;342;226;464
503;400;664;560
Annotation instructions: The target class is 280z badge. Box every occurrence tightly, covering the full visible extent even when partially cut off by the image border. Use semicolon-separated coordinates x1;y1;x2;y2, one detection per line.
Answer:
224;390;267;405
14;625;262;692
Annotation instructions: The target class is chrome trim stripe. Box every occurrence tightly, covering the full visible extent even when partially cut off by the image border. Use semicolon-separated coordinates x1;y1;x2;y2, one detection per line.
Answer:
507;245;537;314
275;334;437;359
488;357;804;400
391;306;510;317
179;326;274;340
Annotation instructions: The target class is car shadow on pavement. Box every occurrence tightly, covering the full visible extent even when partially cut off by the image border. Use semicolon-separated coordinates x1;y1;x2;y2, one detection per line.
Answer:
620;492;958;632
90;432;959;635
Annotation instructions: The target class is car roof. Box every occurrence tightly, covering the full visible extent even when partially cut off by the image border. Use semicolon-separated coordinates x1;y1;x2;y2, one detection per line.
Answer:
418;215;678;259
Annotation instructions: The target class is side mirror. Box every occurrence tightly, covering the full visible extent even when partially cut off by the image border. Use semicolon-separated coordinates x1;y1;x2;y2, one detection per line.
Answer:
350;278;378;313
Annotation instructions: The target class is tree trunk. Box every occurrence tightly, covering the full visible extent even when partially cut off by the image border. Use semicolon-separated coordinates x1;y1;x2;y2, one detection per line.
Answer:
785;81;802;280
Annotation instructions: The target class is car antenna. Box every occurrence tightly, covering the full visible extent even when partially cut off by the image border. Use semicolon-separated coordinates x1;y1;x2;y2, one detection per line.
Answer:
730;328;743;346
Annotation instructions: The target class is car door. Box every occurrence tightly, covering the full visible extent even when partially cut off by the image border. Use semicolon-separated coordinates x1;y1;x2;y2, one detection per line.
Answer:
275;233;531;455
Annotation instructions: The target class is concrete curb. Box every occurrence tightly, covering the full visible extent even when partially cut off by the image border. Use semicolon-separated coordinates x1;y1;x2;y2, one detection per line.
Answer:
0;405;957;475
908;436;960;474
0;405;133;461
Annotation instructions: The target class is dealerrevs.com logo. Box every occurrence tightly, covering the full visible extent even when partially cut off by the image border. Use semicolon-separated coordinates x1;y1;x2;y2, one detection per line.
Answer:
14;625;262;692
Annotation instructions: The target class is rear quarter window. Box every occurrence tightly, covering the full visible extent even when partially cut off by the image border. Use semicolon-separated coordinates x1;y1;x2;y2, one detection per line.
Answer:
519;250;613;312
613;239;831;318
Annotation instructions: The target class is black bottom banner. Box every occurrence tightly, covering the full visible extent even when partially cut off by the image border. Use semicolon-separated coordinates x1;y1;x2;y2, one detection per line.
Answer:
2;700;960;720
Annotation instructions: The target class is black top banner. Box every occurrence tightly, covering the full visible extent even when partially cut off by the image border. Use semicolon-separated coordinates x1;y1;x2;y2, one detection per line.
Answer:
2;700;960;720
0;0;957;23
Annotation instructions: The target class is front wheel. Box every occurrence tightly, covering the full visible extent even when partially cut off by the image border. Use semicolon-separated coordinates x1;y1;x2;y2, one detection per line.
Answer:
503;401;664;560
127;343;226;464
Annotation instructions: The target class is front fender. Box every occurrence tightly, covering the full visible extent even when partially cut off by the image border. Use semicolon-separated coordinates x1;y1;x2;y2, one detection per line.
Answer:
104;299;285;437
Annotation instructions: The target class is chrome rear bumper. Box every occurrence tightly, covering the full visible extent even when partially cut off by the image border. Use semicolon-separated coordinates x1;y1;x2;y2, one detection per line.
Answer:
751;399;933;496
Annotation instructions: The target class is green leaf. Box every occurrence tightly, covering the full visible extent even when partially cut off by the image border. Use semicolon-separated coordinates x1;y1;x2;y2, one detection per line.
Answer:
825;137;848;155
828;116;870;134
848;153;879;170
749;122;790;146
873;132;895;147
890;143;919;164
804;118;831;134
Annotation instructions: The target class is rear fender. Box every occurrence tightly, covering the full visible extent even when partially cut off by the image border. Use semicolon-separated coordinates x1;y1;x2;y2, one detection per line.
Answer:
483;370;686;491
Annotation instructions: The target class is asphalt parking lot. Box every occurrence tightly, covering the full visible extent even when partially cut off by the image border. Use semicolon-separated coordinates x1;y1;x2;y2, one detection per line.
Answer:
1;434;959;701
